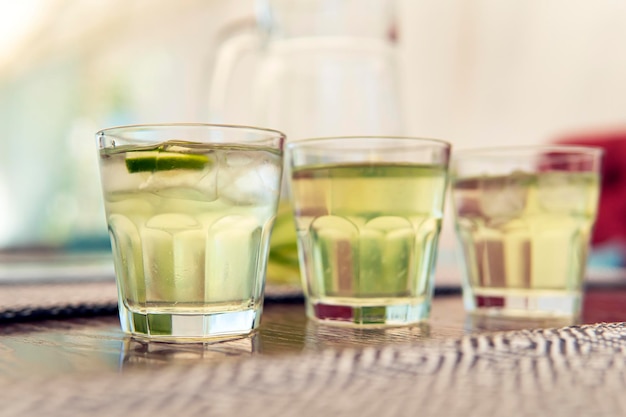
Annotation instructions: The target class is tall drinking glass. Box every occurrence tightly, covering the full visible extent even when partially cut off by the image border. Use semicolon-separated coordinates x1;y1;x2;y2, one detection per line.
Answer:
451;146;602;320
96;124;284;340
287;137;450;325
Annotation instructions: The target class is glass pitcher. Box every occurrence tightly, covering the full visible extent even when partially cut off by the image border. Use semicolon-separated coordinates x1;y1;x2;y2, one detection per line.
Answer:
208;0;404;285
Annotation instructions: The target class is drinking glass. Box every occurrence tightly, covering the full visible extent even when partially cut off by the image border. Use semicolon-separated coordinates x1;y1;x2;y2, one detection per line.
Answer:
451;146;602;319
287;136;450;325
96;124;284;340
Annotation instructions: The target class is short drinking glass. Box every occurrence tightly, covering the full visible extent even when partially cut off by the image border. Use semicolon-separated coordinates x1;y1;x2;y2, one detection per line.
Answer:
451;146;602;319
287;136;451;325
96;124;284;340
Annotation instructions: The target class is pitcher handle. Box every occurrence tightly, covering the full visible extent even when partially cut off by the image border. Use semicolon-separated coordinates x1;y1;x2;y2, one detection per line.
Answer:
208;18;262;124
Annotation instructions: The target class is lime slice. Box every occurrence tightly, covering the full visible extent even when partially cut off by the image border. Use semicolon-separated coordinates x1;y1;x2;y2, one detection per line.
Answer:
125;151;211;173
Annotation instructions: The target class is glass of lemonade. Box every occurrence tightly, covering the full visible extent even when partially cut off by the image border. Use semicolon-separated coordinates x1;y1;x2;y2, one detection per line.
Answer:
287;137;451;326
451;146;602;320
96;124;284;340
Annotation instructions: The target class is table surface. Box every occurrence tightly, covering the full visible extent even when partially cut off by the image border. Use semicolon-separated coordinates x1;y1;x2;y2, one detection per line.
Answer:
1;285;625;378
0;286;626;416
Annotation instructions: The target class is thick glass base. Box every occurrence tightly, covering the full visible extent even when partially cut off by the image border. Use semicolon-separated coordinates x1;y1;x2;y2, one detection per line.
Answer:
118;304;262;342
465;288;581;319
306;297;430;327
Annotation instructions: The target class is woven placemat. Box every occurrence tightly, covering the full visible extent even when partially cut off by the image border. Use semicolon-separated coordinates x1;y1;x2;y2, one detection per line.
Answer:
0;281;118;321
0;321;624;416
0;281;303;322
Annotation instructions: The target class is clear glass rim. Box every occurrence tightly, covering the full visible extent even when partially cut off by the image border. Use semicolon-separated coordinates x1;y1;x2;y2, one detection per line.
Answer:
286;135;451;150
453;145;604;159
96;122;286;142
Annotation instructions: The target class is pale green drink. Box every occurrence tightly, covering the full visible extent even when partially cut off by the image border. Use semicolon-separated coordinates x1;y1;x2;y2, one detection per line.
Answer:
451;146;602;320
97;125;284;340
454;171;599;318
288;137;451;325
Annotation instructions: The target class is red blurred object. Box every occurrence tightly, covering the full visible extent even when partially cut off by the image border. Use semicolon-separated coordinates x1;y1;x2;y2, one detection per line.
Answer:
556;130;626;246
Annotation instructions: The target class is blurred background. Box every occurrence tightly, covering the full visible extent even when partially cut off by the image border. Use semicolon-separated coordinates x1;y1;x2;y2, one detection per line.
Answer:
1;0;625;280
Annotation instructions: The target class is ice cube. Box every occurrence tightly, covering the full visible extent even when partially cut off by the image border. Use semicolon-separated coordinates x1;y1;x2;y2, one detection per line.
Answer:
218;150;281;205
480;173;529;221
453;178;482;218
223;151;254;167
100;152;151;194
140;156;218;202
537;172;587;213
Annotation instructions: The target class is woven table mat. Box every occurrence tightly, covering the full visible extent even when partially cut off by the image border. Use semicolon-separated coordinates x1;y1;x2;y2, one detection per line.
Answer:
1;322;625;416
0;281;303;322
